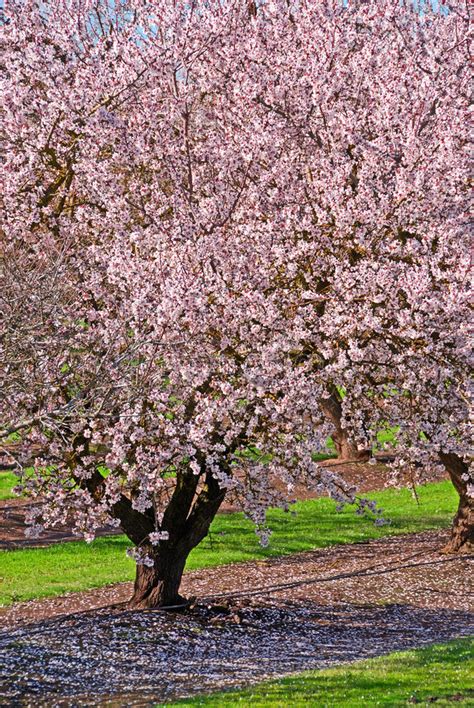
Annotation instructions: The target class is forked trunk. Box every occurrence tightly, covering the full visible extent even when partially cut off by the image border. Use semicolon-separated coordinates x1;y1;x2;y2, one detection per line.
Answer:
129;547;188;609
127;469;226;609
82;463;226;609
320;390;369;462
439;452;473;554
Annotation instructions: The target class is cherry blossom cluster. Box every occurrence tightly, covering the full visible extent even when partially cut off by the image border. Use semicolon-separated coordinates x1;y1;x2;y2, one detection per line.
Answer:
1;0;470;550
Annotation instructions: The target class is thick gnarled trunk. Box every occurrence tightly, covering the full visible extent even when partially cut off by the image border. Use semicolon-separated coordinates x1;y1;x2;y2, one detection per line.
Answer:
126;469;226;609
320;390;369;462
440;452;473;554
332;429;368;462
130;548;188;609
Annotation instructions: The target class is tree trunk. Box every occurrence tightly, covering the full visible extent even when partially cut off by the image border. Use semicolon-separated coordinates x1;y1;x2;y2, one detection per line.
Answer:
128;469;226;609
81;462;227;609
129;546;189;609
439;452;473;554
320;390;370;461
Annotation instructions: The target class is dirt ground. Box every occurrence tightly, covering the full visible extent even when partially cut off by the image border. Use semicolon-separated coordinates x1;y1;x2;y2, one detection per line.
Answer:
0;496;120;549
1;461;467;706
1;528;472;630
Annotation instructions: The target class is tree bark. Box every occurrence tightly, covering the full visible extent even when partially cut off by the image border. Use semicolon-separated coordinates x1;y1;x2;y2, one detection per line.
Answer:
80;457;227;609
129;546;189;609
439;452;473;554
320;389;370;461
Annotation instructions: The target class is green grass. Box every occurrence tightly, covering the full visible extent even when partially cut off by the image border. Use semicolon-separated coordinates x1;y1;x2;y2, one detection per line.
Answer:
166;638;474;706
376;426;397;446
0;480;457;606
0;471;19;500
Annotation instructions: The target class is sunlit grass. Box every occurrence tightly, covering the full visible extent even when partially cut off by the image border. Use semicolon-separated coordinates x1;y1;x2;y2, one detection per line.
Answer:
0;471;19;501
167;638;474;706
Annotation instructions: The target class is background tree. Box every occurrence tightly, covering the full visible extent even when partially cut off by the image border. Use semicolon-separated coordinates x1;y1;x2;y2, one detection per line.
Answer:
242;0;472;549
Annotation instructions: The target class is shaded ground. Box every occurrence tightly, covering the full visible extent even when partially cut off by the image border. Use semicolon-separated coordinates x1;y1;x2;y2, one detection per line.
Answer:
1;602;472;707
1;530;472;706
0;498;119;549
0;458;441;549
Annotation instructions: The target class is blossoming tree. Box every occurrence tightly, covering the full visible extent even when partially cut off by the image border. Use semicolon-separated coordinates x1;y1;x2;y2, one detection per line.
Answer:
1;0;471;609
242;0;472;550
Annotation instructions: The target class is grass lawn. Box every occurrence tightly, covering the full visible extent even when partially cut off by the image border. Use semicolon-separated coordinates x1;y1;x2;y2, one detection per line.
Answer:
0;471;19;501
0;480;457;605
166;638;474;706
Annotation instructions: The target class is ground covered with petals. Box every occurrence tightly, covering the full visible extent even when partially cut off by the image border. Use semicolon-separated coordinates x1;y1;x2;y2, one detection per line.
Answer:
1;530;472;705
